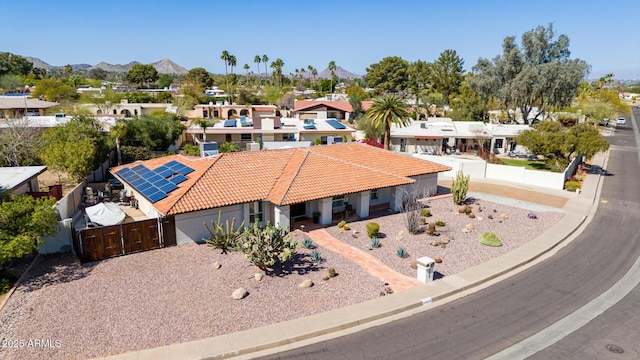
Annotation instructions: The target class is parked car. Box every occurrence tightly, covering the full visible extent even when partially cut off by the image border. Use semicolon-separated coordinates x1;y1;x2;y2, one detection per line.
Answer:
617;117;626;125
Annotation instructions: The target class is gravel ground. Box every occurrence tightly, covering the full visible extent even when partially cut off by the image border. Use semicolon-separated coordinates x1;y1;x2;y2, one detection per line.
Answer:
0;196;564;360
326;196;565;278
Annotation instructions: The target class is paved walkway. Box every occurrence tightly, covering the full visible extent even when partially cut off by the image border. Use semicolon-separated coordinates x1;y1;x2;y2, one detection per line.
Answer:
306;229;422;292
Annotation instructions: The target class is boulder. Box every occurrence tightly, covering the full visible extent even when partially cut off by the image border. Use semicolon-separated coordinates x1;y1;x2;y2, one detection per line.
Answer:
434;256;443;263
213;261;221;270
254;273;264;281
299;279;314;288
231;287;248;300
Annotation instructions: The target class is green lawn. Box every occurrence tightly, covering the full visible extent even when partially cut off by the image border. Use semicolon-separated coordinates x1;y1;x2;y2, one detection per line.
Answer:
499;158;550;170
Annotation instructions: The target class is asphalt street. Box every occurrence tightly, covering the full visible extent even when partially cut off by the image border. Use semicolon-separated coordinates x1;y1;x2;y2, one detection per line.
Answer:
259;107;640;360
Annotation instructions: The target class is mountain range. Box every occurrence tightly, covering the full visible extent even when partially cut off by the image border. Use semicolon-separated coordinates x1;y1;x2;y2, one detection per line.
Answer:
24;57;189;75
315;66;360;79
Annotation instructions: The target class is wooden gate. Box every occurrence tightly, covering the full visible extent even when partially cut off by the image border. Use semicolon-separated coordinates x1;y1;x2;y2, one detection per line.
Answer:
73;216;176;263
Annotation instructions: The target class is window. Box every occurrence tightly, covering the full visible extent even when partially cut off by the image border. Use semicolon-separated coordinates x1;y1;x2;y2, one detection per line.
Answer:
203;109;208;118
370;189;378;201
249;201;263;223
400;138;406;152
241;133;252;142
494;139;504;149
321;136;328;145
332;195;346;208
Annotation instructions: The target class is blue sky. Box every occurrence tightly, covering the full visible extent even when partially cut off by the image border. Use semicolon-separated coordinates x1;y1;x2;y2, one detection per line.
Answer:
2;0;638;78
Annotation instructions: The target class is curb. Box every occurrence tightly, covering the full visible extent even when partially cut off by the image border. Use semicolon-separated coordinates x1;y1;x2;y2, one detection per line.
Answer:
0;253;41;313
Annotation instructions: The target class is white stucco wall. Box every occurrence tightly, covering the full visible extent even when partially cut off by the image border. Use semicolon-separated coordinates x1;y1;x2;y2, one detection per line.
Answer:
175;204;243;245
409;173;439;198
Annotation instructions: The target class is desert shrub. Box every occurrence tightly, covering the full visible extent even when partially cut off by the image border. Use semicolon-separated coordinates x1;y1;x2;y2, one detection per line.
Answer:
564;180;581;192
237;222;297;271
204;211;244;254
181;144;200;156
396;247;409;258
478;232;502;247
366;222;380;238
370;236;381;248
527;212;538;219
343;224;350;230
435;220;446;226
420;209;431;217
337;220;346;228
302;238;314;249
310;250;322;264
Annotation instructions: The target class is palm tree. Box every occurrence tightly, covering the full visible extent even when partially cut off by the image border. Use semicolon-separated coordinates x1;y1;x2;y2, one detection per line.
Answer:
328;60;337;96
299;68;305;80
311;67;318;85
366;95;411;150
190;117;214;143
270;58;285;88
109;120;128;165
228;55;237;74
307;65;314;84
243;64;250;85
220;50;230;102
254;55;261;79
262;54;269;82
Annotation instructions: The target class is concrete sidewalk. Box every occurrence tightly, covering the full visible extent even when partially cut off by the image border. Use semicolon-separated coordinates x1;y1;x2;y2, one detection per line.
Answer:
99;152;607;360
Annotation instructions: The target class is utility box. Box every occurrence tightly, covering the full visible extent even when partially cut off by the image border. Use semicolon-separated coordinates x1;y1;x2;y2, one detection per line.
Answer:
417;256;435;283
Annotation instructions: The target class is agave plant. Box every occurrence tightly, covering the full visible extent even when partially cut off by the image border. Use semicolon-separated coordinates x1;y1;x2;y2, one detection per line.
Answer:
396;247;409;258
370;236;381;248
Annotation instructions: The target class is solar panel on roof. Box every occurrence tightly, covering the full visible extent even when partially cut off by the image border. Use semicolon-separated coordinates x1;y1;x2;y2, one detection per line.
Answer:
137;182;153;191
169;174;188;185
131;164;147;172
224;120;236;127
156;167;176;178
146;173;163;183
158;182;178;193
326;119;346;129
117;168;133;176
303;125;316;130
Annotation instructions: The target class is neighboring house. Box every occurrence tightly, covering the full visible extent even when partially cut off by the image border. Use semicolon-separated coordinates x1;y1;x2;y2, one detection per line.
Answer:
389;118;530;155
110;143;450;245
0;166;47;195
184;117;356;149
188;103;279;120
0;96;58;119
82;99;173;117
293;100;372;121
0;114;117;132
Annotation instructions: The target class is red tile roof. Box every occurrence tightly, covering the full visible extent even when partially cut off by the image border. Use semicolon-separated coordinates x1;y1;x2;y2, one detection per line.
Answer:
110;143;451;215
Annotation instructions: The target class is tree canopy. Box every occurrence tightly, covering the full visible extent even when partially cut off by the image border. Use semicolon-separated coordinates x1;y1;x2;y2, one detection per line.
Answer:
0;195;58;265
469;24;589;123
126;64;159;88
517;120;609;163
121;112;185;151
40;116;111;181
366;56;409;95
0;52;33;77
31;77;79;102
430;49;465;103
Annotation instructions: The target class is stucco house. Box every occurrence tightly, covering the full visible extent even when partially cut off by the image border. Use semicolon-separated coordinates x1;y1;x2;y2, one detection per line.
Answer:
110;143;450;245
389;118;531;155
293;100;372;121
185;117;357;149
0;96;58;119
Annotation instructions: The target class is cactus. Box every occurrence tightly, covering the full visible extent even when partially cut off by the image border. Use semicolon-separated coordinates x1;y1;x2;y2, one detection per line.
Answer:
343;224;350;231
427;222;437;235
328;267;336;278
420;217;426;225
302;238;314;249
370;236;381;248
451;170;470;205
204;211;245;254
396;247;409;258
435;220;446;227
337;220;346;228
366;222;380;238
237;222;298;271
310;250;322;264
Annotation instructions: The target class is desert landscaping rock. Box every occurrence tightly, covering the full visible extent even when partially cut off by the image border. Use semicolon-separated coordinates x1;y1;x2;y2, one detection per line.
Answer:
213;261;221;269
0;197;564;360
232;287;248;300
299;279;314;288
254;273;264;281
